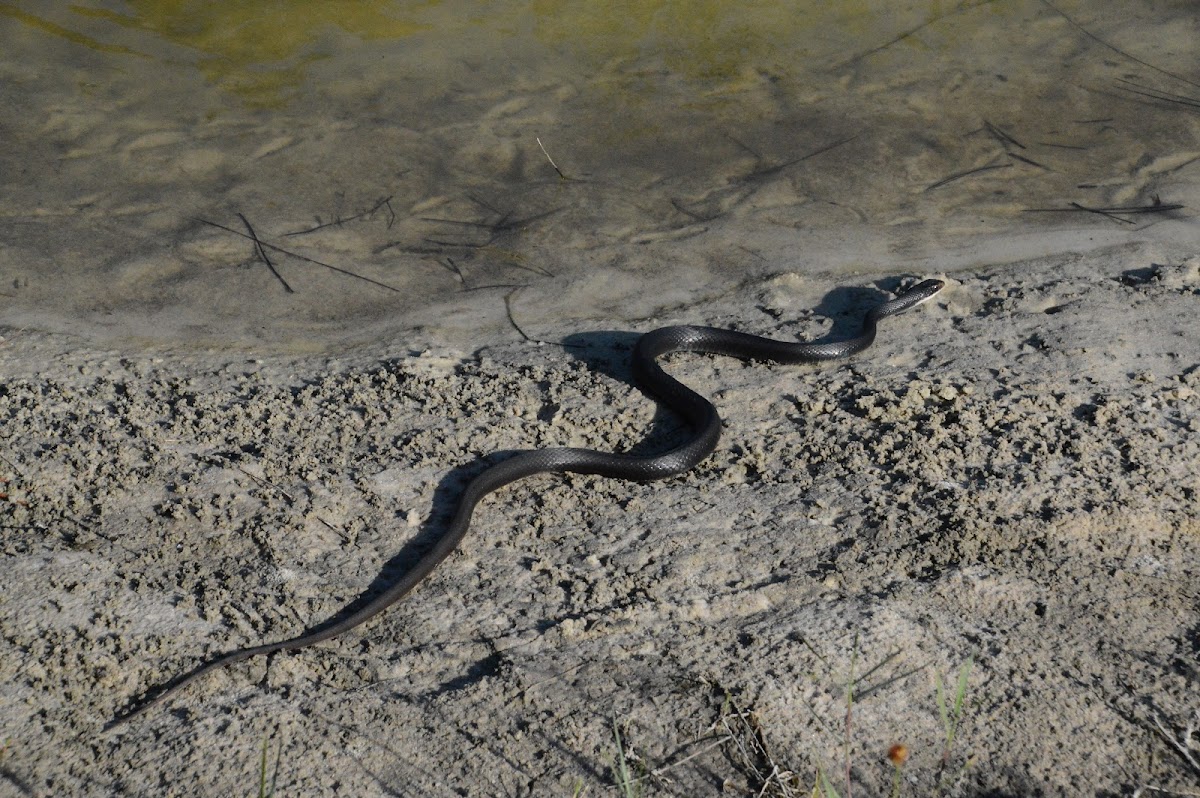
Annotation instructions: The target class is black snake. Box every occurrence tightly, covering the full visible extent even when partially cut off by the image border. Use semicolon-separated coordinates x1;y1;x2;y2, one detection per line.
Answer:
113;277;944;725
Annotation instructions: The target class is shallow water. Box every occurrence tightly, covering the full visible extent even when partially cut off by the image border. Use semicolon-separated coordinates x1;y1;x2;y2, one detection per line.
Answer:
1;0;1197;352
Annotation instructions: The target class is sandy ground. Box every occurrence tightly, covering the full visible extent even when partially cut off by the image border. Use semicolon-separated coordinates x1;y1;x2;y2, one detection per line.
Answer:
1;241;1198;796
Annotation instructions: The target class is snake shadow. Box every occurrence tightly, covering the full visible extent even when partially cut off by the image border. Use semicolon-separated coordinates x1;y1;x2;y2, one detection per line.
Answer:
307;282;899;648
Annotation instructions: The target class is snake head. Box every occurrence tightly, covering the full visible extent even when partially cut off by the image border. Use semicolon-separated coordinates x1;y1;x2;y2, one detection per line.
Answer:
903;279;946;307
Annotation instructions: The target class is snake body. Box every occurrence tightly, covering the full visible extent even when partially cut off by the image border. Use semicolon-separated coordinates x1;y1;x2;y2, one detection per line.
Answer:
115;278;943;724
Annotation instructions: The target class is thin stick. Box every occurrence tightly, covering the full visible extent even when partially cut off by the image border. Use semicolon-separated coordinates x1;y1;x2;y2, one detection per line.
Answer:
1150;709;1200;775
1023;201;1183;214
670;198;713;223
197;218;403;294
836;0;991;69
1113;79;1200;110
417;207;560;276
984;120;1025;150
925;161;1012;192
1008;152;1049;170
504;288;533;342
1069;203;1135;224
1118;81;1200;106
648;735;733;781
203;454;297;504
1040;0;1200;90
1037;141;1088;150
440;257;465;285
238;213;294;294
536;137;568;179
1022;200;1183;224
284;196;396;236
785;134;860;169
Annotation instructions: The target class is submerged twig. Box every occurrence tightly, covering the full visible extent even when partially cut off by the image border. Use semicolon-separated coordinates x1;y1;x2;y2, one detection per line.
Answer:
1023;197;1184;224
197;217;403;293
780;134;861;171
925;160;1013;192
670;198;715;223
439;257;465;285
284;196;396;236
1114;79;1200;111
417;207;560;266
238;213;294;293
836;0;992;69
1040;0;1200;91
536;137;568;180
1008;152;1049;170
984;120;1025;150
